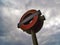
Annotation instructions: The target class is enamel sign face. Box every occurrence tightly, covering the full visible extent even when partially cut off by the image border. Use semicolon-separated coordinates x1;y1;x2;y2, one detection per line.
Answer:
18;9;45;34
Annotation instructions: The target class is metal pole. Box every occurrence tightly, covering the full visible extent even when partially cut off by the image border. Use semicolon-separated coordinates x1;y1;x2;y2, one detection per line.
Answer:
31;30;38;45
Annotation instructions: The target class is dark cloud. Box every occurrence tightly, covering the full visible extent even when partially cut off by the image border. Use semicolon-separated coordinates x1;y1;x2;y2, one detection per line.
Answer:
0;38;25;45
43;32;60;45
0;11;7;36
0;0;5;7
0;0;60;45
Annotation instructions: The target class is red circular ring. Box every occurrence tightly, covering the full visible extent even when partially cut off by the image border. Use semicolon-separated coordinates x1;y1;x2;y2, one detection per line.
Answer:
20;9;38;30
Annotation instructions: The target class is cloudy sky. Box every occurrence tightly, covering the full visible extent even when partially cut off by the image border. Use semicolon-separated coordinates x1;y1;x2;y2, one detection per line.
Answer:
0;0;60;45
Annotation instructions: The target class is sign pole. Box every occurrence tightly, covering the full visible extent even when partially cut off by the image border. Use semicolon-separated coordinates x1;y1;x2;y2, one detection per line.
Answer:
31;30;38;45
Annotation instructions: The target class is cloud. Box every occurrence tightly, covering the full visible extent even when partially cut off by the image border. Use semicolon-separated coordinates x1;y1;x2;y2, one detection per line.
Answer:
41;32;60;45
0;0;60;45
0;0;33;45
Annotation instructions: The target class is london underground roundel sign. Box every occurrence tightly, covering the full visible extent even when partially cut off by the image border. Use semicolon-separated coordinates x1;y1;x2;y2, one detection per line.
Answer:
17;9;45;34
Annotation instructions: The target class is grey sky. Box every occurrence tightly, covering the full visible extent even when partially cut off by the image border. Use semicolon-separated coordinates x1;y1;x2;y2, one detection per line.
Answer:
0;0;60;45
